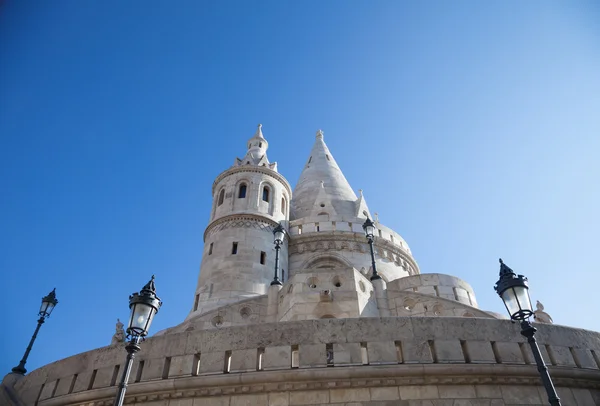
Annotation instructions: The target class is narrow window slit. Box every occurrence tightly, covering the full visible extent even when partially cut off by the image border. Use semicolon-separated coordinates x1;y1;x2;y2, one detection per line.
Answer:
68;374;78;394
291;345;299;368
88;369;98;390
361;342;369;365
326;343;334;366
569;347;582;368
257;348;265;371
51;379;60;397
491;342;502;363
395;341;404;364
135;362;144;383
428;341;438;363
162;357;171;379
110;365;120;386
519;342;532;364
192;353;201;376
460;340;471;363
546;345;557;366
224;351;232;373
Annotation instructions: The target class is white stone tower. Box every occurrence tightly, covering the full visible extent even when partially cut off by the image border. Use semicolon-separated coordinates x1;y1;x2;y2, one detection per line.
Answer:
288;130;419;281
187;125;292;318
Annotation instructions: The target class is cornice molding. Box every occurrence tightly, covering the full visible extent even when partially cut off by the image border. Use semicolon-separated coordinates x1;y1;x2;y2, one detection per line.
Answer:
38;364;600;406
204;214;280;241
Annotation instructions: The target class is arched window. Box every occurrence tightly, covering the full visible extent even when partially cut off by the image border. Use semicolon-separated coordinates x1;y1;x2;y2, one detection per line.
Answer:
238;183;247;198
262;186;270;202
217;189;225;206
281;197;286;215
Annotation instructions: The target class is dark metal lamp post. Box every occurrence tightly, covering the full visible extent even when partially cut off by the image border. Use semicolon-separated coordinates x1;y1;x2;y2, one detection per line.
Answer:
12;288;58;375
362;218;381;281
494;259;561;406
271;224;285;286
114;276;162;406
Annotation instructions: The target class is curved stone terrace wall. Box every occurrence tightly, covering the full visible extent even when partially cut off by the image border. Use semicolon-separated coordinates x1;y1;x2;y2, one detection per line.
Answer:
12;317;600;406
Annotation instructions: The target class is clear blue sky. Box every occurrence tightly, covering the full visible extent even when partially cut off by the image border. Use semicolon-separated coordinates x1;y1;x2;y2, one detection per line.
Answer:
1;1;599;374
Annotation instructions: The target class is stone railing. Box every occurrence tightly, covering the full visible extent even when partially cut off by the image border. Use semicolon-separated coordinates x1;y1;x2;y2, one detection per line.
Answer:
13;317;600;405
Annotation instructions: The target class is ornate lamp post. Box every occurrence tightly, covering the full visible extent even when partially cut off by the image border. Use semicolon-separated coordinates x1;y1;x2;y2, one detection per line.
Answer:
114;276;162;406
494;259;561;406
12;288;58;375
362;218;381;281
271;223;285;286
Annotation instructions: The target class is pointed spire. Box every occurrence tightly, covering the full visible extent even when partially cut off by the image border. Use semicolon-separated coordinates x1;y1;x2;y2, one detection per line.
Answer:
234;124;276;170
255;123;265;139
291;129;357;220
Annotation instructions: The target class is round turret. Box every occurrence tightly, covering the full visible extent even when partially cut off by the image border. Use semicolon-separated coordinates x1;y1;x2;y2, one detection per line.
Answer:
188;125;292;319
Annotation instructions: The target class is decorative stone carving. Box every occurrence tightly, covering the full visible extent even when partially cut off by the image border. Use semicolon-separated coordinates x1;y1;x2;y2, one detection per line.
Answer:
110;318;125;345
533;300;553;324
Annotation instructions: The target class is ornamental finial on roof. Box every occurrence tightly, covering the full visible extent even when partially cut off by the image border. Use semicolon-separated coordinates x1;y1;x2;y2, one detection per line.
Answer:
255;124;265;139
316;129;324;139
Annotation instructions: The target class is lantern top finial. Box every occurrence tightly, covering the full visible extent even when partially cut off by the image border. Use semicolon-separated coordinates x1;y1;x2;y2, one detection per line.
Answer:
498;258;516;277
140;275;157;296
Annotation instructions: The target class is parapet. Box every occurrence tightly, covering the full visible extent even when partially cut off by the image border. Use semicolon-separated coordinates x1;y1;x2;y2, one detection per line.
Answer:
10;317;600;405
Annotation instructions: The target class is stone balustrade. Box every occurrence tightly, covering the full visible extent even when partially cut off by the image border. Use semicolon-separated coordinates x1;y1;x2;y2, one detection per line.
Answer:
13;317;600;405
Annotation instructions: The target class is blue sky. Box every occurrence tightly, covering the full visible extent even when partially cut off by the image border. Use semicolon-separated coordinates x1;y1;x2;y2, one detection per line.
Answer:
1;1;599;374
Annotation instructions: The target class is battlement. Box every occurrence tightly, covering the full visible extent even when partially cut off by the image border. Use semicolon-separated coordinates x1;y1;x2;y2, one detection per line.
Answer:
13;317;600;405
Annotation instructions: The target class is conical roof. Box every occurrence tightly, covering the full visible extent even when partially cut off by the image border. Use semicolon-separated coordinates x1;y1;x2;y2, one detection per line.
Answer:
290;130;357;220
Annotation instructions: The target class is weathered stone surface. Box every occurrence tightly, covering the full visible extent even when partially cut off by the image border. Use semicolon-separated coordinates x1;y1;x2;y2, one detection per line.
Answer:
330;388;370;403
198;351;226;374
169;354;195;377
398;385;440;399
402;339;434;363
493;342;525;364
465;341;496;363
333;342;362;366
263;345;292;370
433;340;464;363
230;348;257;372
289;390;329;405
500;385;542;404
367;341;398;364
299;344;327;368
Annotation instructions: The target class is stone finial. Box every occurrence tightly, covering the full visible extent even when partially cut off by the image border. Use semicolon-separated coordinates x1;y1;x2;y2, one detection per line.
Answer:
111;318;126;345
374;212;379;222
533;300;553;324
255;124;265;139
316;129;324;139
320;180;325;188
358;189;363;197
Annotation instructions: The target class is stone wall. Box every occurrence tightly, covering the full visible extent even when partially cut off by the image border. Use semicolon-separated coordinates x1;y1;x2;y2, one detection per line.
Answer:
12;317;600;406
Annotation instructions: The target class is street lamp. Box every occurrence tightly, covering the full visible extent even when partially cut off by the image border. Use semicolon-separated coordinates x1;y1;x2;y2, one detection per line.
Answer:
271;223;285;286
362;218;381;281
12;288;58;375
114;276;162;406
494;259;561;406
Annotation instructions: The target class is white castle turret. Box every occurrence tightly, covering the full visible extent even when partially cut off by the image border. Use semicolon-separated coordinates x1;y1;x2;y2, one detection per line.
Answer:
6;124;600;406
188;124;292;318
